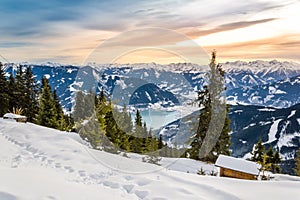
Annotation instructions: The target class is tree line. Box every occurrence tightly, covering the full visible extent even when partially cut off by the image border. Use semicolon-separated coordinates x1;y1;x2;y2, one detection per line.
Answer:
251;140;282;176
73;88;164;159
0;62;73;131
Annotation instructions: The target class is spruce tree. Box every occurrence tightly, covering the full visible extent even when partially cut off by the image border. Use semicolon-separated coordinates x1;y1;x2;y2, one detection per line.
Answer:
53;89;67;130
104;108;122;151
158;134;164;149
188;51;231;162
15;65;26;109
0;62;9;116
7;74;16;112
23;66;38;122
266;147;274;164
258;153;272;180
272;147;281;173
131;109;144;153
251;139;265;162
294;148;300;176
36;76;58;128
73;90;86;122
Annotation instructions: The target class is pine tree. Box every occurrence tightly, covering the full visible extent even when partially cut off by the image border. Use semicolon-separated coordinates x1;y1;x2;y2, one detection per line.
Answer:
294;148;300;176
158;134;164;149
0;62;9;116
266;147;274;164
251;139;265;162
53;89;67;130
23;66;38;122
131;110;144;153
272;147;281;173
7;74;16;112
258;153;272;180
250;140;265;162
73;90;86;122
36;76;58;128
15;65;26;109
104;108;122;152
99;88;106;104
188;51;231;162
120;104;133;134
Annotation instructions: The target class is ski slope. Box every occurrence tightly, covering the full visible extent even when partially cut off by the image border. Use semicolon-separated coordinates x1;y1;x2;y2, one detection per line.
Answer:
0;119;299;200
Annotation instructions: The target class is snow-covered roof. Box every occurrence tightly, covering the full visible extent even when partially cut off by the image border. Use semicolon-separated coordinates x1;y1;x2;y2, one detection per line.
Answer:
3;113;27;119
215;155;260;175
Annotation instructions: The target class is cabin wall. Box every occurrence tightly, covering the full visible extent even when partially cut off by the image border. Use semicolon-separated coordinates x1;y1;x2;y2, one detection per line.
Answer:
3;117;27;123
16;118;27;123
220;168;257;180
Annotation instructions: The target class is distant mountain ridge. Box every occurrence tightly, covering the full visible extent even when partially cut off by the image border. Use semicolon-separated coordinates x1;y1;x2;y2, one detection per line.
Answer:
3;60;300;110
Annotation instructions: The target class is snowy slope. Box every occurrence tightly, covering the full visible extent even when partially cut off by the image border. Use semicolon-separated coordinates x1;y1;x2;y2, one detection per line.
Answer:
0;119;299;200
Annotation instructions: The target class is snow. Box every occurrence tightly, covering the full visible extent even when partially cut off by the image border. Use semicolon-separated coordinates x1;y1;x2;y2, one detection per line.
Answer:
0;119;299;200
288;110;296;118
258;108;276;112
266;119;281;143
44;74;50;79
3;113;26;119
215;155;260;175
145;91;152;101
277;132;300;150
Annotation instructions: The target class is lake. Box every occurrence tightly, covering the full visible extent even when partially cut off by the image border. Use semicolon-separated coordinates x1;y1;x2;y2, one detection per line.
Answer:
131;109;181;129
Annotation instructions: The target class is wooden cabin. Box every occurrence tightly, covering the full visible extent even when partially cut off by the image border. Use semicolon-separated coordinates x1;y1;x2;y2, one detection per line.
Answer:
3;113;27;123
215;155;260;180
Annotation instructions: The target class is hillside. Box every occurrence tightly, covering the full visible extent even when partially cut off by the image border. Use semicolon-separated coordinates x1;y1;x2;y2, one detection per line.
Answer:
157;103;300;174
1;119;300;199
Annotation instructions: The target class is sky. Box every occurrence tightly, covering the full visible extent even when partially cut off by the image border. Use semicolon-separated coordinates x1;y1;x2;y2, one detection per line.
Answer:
0;0;299;65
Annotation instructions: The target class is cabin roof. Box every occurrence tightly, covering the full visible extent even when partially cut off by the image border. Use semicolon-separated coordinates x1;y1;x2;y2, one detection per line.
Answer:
215;155;260;175
3;113;27;119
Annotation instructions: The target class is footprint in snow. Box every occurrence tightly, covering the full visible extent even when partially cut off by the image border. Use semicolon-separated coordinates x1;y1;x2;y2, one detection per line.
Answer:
134;190;149;199
42;195;57;200
47;159;54;165
152;197;168;200
103;181;120;189
55;163;62;168
122;184;135;193
136;178;152;186
64;166;75;173
124;175;134;181
78;170;86;177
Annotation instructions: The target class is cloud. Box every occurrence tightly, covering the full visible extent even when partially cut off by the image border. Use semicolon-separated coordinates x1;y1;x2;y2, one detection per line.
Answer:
0;0;290;38
203;34;300;61
0;0;299;63
0;42;38;48
185;18;277;38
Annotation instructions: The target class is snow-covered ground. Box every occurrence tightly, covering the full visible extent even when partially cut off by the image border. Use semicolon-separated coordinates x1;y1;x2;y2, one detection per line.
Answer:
0;119;299;200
